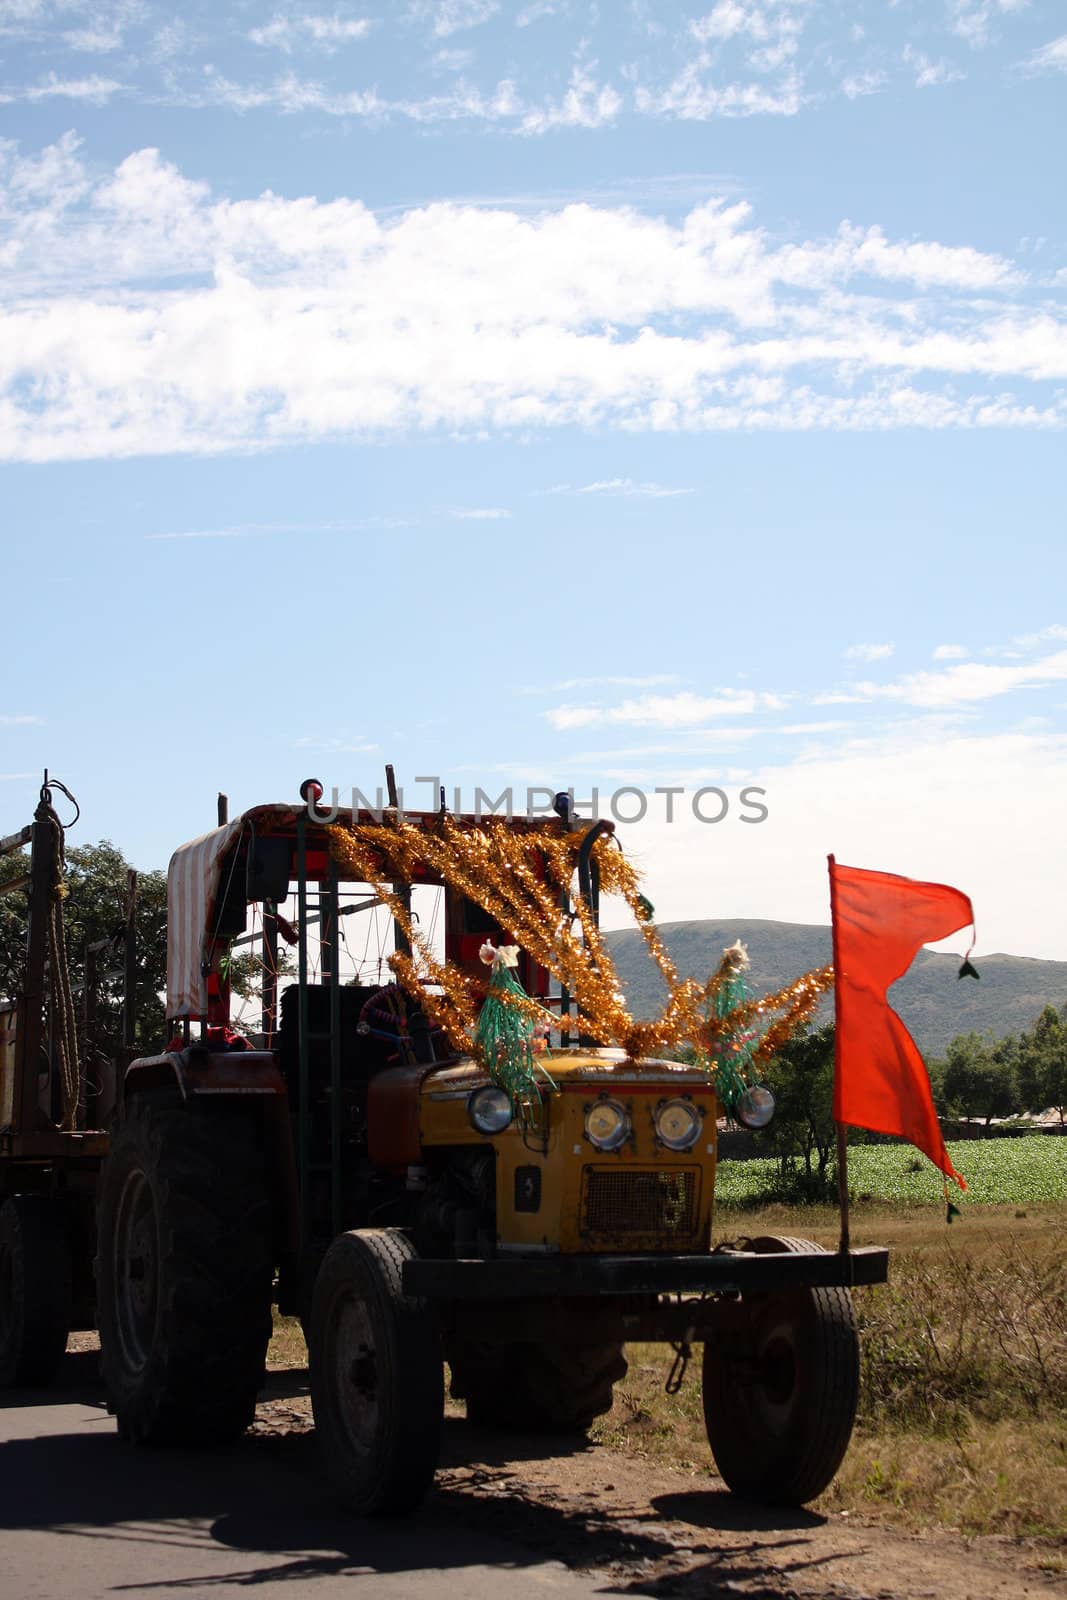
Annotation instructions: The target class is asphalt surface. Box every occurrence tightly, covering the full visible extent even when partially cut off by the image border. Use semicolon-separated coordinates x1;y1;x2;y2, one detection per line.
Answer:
0;1354;604;1600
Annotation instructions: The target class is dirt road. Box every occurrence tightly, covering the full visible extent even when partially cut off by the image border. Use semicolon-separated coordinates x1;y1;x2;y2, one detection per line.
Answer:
1;1356;1063;1600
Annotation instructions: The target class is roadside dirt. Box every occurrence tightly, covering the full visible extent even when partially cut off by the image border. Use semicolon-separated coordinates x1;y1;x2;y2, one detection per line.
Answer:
253;1374;1067;1600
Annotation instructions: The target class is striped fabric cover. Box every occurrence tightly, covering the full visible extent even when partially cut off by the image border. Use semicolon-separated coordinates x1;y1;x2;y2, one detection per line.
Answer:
166;819;245;1018
166;803;304;1018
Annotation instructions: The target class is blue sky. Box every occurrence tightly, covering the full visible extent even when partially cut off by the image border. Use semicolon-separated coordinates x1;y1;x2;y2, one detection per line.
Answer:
2;0;1065;958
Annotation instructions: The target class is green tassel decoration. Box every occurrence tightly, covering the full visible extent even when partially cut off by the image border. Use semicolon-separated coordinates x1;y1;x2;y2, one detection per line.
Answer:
475;947;556;1114
703;941;758;1116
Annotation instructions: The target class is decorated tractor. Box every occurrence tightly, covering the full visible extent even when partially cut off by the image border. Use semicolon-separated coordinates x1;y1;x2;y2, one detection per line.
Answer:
91;781;889;1514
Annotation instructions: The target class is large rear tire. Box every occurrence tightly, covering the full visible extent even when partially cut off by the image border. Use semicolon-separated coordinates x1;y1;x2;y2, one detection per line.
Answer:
702;1235;859;1506
96;1094;274;1444
453;1335;627;1433
0;1195;72;1387
309;1228;443;1516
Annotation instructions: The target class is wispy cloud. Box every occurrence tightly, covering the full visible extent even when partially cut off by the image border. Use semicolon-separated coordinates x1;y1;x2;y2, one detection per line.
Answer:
841;69;886;100
0;73;121;103
0;771;36;781
447;506;512;519
550;479;693;499
1020;33;1067;74
415;0;500;39
536;674;681;694
823;648;1067;710
903;47;965;88
0;714;43;726
546;689;788;732
844;642;894;663
932;643;968;660
293;734;380;753
249;13;374;52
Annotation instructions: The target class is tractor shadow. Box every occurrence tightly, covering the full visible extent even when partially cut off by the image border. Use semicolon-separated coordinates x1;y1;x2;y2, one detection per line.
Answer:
0;1349;107;1410
0;1359;833;1596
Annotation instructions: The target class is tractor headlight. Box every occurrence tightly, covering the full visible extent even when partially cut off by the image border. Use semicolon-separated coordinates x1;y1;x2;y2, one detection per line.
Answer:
736;1085;776;1130
654;1097;702;1151
584;1098;630;1152
468;1085;513;1135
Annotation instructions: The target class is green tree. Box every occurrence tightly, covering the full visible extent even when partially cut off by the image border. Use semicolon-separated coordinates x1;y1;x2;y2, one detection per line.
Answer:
0;838;167;1056
941;1031;1018;1126
760;1022;838;1196
1019;1005;1067;1125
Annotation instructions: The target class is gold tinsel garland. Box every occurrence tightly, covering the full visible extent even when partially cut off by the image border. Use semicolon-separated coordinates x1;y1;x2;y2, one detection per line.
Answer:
325;819;833;1075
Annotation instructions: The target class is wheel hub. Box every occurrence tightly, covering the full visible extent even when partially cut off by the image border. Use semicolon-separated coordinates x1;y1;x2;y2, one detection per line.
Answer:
113;1168;158;1372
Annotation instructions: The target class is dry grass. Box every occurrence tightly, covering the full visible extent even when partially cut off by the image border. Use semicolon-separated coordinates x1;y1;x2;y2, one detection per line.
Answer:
268;1314;306;1370
593;1201;1067;1541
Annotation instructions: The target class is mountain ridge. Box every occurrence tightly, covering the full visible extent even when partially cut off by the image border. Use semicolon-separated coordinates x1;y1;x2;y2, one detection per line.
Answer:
602;918;1067;1056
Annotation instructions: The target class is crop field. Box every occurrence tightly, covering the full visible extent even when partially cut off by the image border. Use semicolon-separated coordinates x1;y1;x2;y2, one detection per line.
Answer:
713;1133;1067;1208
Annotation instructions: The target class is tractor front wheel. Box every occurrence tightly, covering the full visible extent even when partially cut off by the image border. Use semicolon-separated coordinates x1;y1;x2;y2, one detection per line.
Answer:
309;1228;443;1516
702;1235;859;1506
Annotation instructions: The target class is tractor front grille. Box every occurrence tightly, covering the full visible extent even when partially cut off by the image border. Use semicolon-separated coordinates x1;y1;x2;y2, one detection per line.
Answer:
581;1166;700;1242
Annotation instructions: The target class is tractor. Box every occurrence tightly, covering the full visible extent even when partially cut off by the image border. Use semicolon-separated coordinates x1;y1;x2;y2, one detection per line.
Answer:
3;774;888;1514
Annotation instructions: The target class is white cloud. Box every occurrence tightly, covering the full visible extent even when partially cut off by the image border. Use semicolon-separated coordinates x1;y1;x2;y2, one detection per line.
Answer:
0;714;43;725
249;13;373;52
844;642;894;662
826;647;1067;710
546;689;787;732
515;0;558;24
517;62;621;132
542;675;680;693
903;47;965;88
416;0;499;39
570;478;693;498
0;73;122;103
950;0;1029;51
932;643;968;660
447;505;512;519
637;65;803;120
841;69;886;99
0;142;1062;462
1021;33;1067;74
0;771;36;781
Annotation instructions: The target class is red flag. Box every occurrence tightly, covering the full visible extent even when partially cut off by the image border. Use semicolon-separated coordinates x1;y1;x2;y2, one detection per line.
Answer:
828;857;974;1191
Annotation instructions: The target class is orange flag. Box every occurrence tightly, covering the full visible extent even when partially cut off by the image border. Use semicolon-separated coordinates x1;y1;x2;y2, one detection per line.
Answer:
828;856;974;1192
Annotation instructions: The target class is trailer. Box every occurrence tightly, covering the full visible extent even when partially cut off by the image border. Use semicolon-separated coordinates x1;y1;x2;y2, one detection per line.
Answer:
0;775;134;1383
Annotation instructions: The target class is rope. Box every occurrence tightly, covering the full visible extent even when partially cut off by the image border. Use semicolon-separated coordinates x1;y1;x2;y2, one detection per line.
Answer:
43;805;81;1131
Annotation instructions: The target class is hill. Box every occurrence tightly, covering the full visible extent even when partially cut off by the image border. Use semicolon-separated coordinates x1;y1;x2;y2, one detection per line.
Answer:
602;918;1067;1057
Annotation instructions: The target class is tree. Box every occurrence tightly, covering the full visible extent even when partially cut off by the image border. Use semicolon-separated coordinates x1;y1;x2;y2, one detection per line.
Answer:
941;1031;1018;1125
759;1022;838;1196
1019;1005;1067;1125
0;838;168;1057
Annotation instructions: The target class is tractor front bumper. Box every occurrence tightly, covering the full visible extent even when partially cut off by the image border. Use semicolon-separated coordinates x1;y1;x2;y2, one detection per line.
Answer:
403;1244;889;1301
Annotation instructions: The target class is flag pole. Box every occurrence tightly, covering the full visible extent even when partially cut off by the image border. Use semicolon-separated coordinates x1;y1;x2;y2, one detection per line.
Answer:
828;854;851;1256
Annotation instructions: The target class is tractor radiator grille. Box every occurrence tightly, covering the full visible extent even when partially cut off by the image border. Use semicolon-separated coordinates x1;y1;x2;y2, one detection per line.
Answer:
581;1167;700;1241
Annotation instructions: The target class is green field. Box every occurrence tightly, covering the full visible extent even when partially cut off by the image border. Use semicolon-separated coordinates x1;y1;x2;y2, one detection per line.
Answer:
714;1134;1066;1208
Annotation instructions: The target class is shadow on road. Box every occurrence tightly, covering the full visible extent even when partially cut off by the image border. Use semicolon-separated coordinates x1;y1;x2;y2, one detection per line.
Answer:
0;1358;833;1596
0;1350;107;1412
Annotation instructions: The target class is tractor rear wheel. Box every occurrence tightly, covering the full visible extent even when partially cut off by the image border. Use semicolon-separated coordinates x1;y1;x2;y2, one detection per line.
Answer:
309;1228;443;1516
96;1094;274;1445
702;1235;859;1505
0;1195;72;1387
454;1336;627;1433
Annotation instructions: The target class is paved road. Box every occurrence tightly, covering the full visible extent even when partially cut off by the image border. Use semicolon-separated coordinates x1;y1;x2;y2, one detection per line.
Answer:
0;1355;604;1600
